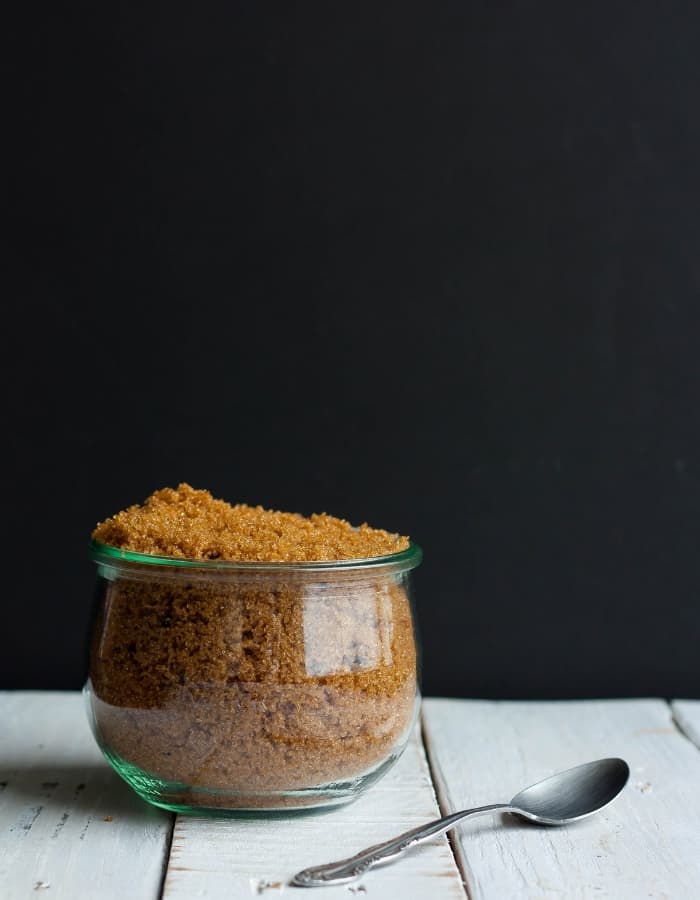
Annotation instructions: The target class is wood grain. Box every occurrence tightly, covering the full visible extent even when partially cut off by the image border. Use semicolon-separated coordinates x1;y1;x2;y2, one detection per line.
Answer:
0;692;173;900
162;725;466;899
422;698;700;900
5;692;700;899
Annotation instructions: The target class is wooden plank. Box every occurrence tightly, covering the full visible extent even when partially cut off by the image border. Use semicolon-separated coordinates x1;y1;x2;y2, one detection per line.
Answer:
0;691;173;900
672;700;700;748
162;725;466;899
422;698;700;900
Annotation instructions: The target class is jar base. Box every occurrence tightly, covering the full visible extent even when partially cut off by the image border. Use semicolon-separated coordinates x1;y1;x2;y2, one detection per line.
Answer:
100;746;405;816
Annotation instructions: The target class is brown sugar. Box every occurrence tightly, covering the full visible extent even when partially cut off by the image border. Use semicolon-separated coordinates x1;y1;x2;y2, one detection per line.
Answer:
92;483;409;561
88;486;418;810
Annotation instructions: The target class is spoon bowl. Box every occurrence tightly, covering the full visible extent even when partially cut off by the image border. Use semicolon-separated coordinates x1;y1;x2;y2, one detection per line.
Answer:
510;757;630;825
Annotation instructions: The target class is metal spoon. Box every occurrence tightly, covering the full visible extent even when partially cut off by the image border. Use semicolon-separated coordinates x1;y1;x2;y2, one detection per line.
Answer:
292;757;630;887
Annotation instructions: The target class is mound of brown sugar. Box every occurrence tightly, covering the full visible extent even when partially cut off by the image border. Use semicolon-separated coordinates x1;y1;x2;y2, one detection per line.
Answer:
92;483;409;562
88;484;418;811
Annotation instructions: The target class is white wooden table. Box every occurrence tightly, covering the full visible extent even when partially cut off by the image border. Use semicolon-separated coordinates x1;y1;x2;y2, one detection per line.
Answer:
2;693;700;899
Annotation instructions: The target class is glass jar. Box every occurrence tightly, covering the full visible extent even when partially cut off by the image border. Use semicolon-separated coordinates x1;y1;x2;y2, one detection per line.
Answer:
85;541;422;814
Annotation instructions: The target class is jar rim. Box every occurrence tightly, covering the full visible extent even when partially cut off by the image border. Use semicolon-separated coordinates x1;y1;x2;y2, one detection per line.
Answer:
89;539;422;574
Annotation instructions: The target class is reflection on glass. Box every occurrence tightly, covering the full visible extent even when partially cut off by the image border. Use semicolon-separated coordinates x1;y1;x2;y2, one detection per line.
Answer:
85;551;420;813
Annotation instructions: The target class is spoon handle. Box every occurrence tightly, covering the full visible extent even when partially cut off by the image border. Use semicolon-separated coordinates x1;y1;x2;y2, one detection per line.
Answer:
291;803;511;887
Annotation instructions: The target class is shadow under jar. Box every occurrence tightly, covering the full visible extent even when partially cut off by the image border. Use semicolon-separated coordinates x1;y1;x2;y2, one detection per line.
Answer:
85;542;422;814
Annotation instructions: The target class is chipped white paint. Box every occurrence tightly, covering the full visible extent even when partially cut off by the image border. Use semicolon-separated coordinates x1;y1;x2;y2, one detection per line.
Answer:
0;691;173;900
162;726;466;899
4;693;700;899
672;700;700;749
422;698;700;900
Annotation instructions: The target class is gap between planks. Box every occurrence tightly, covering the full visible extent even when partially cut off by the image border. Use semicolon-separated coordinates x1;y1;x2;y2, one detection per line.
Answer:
159;698;700;899
421;698;700;900
419;712;474;900
0;692;175;900
6;694;700;900
671;699;700;749
160;723;466;900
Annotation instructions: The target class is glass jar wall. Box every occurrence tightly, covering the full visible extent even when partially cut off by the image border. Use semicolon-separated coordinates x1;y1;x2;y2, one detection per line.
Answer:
85;542;421;814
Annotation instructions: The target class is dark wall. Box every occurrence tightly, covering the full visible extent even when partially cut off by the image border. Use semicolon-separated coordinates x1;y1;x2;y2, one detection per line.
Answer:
6;2;700;697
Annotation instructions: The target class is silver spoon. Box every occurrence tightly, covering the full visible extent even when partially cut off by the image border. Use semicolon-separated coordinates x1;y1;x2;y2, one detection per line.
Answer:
292;757;630;887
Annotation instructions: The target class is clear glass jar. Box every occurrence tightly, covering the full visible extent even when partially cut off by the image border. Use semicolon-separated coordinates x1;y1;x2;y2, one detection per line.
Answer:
85;541;422;814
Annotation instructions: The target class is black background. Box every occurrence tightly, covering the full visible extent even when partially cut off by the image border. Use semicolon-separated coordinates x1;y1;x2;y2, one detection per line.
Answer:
6;1;700;697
